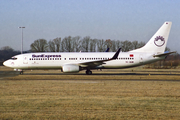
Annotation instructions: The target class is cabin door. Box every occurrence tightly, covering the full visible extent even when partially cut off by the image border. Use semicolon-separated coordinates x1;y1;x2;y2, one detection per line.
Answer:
23;55;28;64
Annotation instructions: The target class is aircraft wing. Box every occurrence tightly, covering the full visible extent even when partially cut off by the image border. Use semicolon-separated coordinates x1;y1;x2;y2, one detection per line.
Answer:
153;51;176;57
78;48;121;67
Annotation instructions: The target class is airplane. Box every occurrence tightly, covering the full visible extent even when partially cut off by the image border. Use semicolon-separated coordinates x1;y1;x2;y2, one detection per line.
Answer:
3;22;176;75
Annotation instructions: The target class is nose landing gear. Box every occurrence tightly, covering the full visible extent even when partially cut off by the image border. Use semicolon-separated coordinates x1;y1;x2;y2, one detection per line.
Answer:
14;69;23;75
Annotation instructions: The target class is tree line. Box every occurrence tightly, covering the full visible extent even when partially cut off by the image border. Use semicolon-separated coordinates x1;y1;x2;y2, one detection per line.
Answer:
145;54;180;69
30;36;146;52
0;46;20;61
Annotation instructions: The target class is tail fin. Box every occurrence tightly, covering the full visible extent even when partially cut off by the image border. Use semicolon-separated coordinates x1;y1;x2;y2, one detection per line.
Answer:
130;22;172;53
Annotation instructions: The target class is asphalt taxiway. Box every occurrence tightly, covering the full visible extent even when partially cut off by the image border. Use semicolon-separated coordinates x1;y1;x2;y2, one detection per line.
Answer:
1;70;180;82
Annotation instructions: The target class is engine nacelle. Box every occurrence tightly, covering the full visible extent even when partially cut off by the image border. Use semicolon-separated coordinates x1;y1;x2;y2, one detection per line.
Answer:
62;64;80;73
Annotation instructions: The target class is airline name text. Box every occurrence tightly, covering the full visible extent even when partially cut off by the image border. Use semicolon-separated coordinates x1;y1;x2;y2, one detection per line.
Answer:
32;54;61;58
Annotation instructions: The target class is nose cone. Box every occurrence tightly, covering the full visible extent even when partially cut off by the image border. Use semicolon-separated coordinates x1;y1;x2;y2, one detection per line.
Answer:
3;60;11;67
3;61;8;66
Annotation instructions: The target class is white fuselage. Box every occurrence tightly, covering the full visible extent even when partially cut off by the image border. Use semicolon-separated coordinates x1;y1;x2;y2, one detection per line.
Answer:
3;52;163;70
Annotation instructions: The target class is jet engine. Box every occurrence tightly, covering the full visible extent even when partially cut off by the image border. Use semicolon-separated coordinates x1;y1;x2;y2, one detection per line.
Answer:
62;64;80;73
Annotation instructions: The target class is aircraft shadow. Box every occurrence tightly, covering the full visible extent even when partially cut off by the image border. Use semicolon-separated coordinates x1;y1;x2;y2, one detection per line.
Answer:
22;72;180;76
1;71;180;78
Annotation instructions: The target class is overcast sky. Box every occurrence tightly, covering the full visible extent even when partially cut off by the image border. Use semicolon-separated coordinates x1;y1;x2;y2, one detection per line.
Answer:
0;0;180;52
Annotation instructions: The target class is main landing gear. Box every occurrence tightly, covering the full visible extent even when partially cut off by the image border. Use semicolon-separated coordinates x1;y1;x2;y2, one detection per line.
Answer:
86;70;92;75
20;71;24;75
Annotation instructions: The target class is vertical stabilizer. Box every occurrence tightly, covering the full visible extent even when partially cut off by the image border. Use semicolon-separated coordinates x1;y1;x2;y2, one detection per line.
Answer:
130;22;172;53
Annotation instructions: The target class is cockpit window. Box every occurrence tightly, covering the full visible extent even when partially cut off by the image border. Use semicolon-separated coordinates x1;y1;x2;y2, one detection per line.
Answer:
11;57;17;60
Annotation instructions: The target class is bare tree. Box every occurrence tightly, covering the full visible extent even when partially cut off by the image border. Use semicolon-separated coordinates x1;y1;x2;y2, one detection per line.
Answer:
137;41;145;48
30;39;48;52
0;46;18;61
54;37;61;52
62;36;74;52
89;39;97;52
97;39;106;52
132;41;139;50
48;37;61;52
72;36;81;52
105;39;113;51
81;36;91;52
112;40;121;52
48;40;55;52
111;40;117;52
105;39;112;47
0;46;13;51
121;40;133;52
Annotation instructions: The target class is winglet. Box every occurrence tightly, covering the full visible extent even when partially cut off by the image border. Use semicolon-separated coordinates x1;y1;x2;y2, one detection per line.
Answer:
111;48;121;60
105;48;110;52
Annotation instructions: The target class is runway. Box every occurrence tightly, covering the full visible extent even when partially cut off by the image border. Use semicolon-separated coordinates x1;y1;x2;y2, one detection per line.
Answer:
0;70;180;81
0;71;20;78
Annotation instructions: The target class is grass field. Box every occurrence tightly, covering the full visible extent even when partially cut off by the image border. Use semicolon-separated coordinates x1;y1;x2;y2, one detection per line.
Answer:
0;66;180;119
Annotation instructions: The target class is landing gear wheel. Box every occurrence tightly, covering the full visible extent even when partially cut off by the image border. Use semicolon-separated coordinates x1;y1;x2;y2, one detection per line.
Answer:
20;71;23;75
86;70;92;75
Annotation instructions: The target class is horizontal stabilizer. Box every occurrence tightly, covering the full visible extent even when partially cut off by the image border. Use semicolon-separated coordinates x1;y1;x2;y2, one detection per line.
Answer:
153;51;176;57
